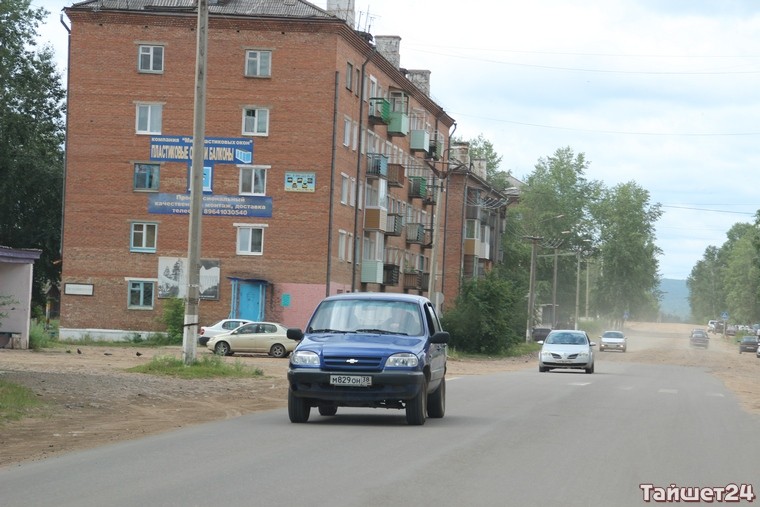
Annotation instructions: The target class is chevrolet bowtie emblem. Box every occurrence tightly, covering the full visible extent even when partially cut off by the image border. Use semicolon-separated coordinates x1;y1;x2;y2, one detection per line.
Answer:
346;359;359;364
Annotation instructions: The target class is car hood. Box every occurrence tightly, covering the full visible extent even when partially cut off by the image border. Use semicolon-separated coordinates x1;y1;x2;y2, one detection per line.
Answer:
298;332;426;357
541;344;591;354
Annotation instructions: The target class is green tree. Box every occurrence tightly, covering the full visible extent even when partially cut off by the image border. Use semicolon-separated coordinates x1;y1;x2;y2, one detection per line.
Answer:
0;0;66;307
590;182;662;324
723;227;760;324
687;246;724;323
452;133;511;191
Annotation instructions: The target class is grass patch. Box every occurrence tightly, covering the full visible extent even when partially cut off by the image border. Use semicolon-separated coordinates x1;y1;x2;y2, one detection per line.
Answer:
0;380;45;424
127;354;264;379
448;341;540;361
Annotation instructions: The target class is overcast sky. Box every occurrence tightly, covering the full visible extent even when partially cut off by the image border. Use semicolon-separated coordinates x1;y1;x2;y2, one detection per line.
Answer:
35;0;760;280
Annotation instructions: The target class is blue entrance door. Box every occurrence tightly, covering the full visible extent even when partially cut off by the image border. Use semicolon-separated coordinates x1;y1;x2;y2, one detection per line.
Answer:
233;280;265;321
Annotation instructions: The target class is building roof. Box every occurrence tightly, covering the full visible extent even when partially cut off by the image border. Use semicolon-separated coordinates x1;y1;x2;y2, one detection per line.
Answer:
0;246;42;264
68;0;336;19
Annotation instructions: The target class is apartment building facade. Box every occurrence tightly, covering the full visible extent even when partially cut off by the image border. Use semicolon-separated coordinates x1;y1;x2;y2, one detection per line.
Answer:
58;0;508;339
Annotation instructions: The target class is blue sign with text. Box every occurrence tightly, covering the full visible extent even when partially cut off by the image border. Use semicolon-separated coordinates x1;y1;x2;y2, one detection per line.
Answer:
147;193;272;218
150;136;253;165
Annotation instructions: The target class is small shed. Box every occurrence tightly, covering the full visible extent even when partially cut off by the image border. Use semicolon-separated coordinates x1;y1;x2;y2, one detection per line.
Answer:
0;246;42;349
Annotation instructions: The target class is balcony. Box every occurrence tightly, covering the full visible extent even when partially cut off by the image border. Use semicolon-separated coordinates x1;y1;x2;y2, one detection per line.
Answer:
427;138;443;160
405;223;425;244
364;207;388;232
403;270;422;290
361;259;384;284
466;205;483;221
408;176;426;199
388;111;410;137
385;213;403;236
368;98;390;125
383;264;400;286
424;182;438;206
410;130;430;153
387;163;405;188
366;153;388;178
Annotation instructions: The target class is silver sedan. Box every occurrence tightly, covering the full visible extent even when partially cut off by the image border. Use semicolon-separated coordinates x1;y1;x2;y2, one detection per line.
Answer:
538;330;596;373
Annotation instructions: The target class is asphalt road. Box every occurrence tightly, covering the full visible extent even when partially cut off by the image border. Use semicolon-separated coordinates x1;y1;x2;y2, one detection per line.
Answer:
1;331;758;507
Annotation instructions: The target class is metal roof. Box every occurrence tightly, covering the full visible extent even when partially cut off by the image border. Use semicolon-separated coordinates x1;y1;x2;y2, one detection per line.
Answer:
68;0;336;19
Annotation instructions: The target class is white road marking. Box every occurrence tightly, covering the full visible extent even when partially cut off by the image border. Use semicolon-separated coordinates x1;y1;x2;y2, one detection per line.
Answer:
659;389;678;394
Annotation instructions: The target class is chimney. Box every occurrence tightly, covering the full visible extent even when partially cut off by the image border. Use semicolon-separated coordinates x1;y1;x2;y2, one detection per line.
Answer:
374;35;401;69
406;69;430;96
326;0;355;28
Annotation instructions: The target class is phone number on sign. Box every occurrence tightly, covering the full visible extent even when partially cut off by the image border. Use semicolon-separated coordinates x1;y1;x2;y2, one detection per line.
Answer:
640;483;755;503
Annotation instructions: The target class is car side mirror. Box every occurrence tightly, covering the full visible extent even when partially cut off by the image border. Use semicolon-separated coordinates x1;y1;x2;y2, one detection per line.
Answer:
590;342;597;347
287;328;304;341
430;331;450;344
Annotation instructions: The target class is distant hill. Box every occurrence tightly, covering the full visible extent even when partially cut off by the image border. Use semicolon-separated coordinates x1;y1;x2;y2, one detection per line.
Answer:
659;279;690;321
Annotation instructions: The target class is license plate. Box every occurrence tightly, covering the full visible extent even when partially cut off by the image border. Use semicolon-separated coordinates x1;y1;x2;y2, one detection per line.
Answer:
330;375;372;387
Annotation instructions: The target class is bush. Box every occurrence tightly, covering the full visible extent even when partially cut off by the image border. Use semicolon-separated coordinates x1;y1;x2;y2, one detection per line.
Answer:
28;321;52;350
161;298;185;345
442;272;524;355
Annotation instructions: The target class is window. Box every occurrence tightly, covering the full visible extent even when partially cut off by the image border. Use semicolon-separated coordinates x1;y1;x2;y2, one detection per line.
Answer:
242;107;269;136
236;224;266;255
346;62;354;90
338;230;347;261
128;280;154;309
355;68;360;96
340;173;356;206
138;45;164;73
134;163;159;191
343;117;351;146
245;50;272;77
187;165;212;192
240;165;267;195
136;103;162;134
131;222;157;252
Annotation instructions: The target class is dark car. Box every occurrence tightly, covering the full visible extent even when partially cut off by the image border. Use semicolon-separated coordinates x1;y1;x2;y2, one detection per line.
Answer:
690;329;709;348
739;335;759;354
531;327;552;342
286;293;449;426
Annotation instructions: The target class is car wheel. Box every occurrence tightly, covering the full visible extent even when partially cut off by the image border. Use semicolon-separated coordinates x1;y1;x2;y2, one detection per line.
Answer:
288;390;310;423
585;362;594;374
270;343;287;358
539;365;548;372
427;378;446;419
622;347;627;353
318;405;337;416
214;341;232;356
405;382;427;425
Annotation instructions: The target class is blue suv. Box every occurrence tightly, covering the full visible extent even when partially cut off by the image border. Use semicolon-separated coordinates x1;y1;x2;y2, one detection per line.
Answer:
286;293;449;425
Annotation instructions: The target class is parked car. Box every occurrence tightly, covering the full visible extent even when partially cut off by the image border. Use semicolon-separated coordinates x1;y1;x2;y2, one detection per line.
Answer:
726;325;737;337
198;318;253;346
538;329;595;373
286;292;449;425
738;335;759;354
707;320;718;333
599;330;627;352
206;322;294;358
531;327;552;342
690;329;709;348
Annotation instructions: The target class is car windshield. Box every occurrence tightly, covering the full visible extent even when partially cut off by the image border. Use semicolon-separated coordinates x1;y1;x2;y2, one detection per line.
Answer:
545;332;587;345
603;332;623;338
308;299;424;336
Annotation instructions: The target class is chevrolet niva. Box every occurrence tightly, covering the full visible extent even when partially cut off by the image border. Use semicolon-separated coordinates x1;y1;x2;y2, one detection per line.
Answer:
286;293;449;425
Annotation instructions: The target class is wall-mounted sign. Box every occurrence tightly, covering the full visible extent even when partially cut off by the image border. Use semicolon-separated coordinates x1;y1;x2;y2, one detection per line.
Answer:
285;172;315;192
64;283;94;296
147;193;272;218
150;136;253;165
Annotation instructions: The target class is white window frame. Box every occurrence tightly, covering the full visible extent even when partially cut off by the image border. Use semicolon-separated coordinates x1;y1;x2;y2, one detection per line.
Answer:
138;44;164;73
244;49;272;77
338;229;347;261
242;107;269;136
130;222;157;252
343;117;351;146
127;279;156;309
135;103;162;134
346;62;354;90
240;165;268;195
235;223;268;255
340;173;350;205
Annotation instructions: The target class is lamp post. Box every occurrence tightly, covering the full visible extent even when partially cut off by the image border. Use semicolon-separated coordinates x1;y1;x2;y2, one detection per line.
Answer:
524;214;565;342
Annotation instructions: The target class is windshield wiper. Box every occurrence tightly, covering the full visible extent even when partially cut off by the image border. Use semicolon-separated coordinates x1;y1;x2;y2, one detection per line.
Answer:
355;328;395;335
308;328;349;334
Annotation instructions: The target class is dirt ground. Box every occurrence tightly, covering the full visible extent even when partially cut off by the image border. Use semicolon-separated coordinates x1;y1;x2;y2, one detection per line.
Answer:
1;321;758;467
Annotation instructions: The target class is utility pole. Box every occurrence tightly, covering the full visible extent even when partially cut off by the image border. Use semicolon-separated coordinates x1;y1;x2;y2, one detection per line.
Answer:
525;236;540;342
182;0;208;365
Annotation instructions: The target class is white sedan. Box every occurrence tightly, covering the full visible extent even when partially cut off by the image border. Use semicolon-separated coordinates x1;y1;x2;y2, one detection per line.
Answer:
599;330;627;352
206;322;295;358
198;319;253;346
538;329;596;374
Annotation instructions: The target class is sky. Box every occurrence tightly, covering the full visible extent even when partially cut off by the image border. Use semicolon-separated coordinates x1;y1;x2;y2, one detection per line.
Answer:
34;0;760;280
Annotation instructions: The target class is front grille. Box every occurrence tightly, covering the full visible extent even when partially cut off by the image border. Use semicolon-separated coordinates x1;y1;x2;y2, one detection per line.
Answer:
323;355;384;371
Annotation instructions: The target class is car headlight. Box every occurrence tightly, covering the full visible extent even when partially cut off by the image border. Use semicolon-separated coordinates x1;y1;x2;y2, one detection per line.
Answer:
290;350;320;366
385;353;419;368
577;351;589;358
540;350;553;358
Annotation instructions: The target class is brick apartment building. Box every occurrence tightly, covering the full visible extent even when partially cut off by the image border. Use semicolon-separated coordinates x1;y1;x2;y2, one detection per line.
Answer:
58;0;511;340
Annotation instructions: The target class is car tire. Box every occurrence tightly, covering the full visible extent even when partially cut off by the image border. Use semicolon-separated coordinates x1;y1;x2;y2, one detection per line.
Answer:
288;390;310;423
539;365;548;372
585;362;594;374
622;347;627;353
318;405;337;416
405;382;427;425
270;343;287;358
214;341;232;356
427;377;446;419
